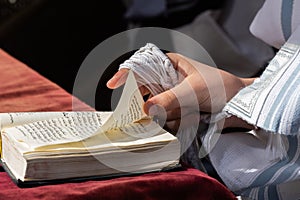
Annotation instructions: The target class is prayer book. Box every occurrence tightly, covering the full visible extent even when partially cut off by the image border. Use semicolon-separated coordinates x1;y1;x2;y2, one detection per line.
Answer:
0;71;180;186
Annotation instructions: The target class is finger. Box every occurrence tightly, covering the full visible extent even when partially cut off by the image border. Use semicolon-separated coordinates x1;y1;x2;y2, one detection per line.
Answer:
165;107;198;121
166;107;181;121
164;112;200;134
107;69;152;98
144;89;179;115
144;78;199;115
106;68;129;89
151;107;199;129
166;53;197;80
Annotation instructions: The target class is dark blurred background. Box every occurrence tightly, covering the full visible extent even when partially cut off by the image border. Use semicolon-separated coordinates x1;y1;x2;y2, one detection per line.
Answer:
0;0;224;109
0;0;273;110
0;0;127;96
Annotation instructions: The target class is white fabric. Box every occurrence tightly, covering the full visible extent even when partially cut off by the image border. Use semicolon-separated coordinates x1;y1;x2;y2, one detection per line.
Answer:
119;43;179;95
117;1;300;197
250;0;300;49
250;0;285;49
224;27;300;136
209;131;300;200
119;43;201;162
210;131;288;191
117;41;300;200
210;1;300;198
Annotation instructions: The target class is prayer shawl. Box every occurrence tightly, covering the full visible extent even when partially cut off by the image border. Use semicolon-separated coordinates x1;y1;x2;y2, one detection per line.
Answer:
213;0;300;199
228;0;300;135
118;1;300;199
212;35;300;199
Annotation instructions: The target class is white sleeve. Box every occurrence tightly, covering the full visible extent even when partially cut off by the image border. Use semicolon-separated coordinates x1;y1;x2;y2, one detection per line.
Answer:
250;0;300;49
224;25;300;136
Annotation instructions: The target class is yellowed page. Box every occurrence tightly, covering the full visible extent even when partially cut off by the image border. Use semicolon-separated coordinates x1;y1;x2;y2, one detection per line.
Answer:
0;112;66;129
2;71;150;150
3;112;111;150
100;70;148;132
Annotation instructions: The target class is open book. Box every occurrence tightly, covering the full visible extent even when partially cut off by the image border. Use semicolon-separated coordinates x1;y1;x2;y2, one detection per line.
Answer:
0;71;180;186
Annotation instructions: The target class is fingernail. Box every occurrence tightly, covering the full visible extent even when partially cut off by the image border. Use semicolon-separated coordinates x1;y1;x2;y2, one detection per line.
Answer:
107;79;112;85
144;102;154;115
107;76;116;88
148;104;167;127
149;104;160;116
148;104;167;118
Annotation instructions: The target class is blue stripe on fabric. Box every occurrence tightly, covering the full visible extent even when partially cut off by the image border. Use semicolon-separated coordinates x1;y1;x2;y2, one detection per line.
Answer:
239;187;256;200
273;71;300;133
268;185;279;200
262;61;300;134
239;187;253;199
245;137;299;200
257;183;279;200
290;96;300;134
281;0;294;40
258;187;265;200
242;189;251;197
248;137;297;188
273;136;300;183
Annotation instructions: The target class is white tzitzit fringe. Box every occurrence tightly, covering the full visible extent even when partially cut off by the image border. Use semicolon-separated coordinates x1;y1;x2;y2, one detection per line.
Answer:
119;43;200;159
119;43;179;95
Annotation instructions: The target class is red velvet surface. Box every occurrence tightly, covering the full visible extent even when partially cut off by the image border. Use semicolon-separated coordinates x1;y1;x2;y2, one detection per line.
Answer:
0;49;93;112
0;49;236;200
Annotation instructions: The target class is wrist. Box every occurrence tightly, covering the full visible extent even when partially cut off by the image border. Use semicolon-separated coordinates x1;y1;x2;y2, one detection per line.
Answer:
241;77;256;87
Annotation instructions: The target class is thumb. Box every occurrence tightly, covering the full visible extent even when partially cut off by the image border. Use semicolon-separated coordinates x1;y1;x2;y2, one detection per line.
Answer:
144;78;199;116
144;89;179;116
106;68;129;89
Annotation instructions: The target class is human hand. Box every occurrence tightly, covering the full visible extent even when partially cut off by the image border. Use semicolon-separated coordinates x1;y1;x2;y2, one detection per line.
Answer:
107;53;254;131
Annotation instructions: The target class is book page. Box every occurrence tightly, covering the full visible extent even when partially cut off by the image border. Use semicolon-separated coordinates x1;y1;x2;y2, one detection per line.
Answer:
4;112;112;150
3;71;148;150
0;112;66;129
100;70;149;132
33;125;173;153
